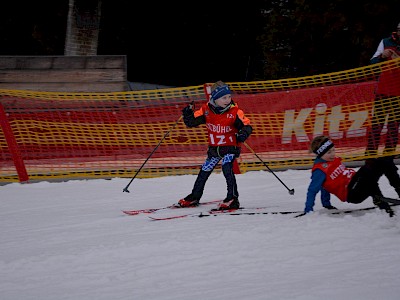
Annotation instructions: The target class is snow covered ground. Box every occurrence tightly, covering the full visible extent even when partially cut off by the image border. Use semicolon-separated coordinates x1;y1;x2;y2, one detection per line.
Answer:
1;169;400;300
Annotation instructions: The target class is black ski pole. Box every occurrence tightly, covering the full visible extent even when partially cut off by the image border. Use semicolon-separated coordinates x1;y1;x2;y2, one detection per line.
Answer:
123;114;183;193
243;141;295;195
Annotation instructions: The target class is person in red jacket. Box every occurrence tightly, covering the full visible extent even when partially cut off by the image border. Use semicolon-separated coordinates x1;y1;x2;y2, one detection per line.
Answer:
178;81;253;210
364;22;400;206
303;135;396;217
366;22;400;156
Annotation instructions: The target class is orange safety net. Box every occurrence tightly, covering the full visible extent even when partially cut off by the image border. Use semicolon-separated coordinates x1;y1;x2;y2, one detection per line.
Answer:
1;59;400;182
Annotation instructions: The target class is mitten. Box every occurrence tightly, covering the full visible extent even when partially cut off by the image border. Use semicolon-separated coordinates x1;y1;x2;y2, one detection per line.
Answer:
182;105;193;117
323;205;337;210
236;125;253;143
236;130;249;143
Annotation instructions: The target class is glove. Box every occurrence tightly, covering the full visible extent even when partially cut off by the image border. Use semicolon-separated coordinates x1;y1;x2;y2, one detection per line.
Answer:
236;130;249;143
236;125;252;143
182;105;193;117
323;205;337;210
382;49;400;59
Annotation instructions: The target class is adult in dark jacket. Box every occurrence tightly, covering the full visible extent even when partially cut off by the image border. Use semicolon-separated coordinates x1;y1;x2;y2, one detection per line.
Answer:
366;22;400;156
364;23;400;203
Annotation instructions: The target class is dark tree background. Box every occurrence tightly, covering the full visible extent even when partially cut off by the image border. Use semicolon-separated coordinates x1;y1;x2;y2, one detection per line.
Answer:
0;0;399;87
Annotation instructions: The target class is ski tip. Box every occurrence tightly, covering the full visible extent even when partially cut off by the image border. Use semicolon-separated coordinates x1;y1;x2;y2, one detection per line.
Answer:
148;214;192;221
122;210;140;215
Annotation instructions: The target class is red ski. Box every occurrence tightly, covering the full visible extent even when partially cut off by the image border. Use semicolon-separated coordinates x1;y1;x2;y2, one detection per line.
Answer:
122;199;221;216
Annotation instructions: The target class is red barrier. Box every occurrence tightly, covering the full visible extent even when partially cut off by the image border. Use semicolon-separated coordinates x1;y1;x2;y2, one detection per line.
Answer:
0;103;29;182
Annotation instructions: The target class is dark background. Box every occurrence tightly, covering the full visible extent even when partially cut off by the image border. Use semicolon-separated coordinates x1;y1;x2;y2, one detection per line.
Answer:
0;0;399;87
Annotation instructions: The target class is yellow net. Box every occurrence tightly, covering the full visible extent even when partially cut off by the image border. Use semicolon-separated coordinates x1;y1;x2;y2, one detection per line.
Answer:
1;59;399;182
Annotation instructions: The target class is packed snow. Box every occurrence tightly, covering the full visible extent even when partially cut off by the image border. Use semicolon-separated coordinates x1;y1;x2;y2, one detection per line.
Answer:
1;168;400;300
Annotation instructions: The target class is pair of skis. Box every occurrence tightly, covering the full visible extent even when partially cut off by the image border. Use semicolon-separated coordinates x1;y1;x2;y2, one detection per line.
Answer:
122;197;400;221
122;199;285;220
148;207;304;220
148;204;399;220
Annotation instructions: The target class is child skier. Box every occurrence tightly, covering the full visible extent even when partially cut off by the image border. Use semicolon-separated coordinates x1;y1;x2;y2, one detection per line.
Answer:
303;135;399;217
178;81;253;210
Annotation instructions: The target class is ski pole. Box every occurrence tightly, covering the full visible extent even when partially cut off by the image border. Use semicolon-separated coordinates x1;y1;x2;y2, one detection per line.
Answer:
123;114;183;193
243;141;295;195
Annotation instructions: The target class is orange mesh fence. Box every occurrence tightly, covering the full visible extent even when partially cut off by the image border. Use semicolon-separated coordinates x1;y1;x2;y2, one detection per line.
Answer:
1;59;399;182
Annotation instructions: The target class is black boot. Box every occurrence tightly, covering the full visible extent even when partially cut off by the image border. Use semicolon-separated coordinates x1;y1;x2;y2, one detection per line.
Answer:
373;195;395;217
178;194;200;207
217;197;240;210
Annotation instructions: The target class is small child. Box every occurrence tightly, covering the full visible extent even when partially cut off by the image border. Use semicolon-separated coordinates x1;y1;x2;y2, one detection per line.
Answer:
178;81;253;210
303;135;397;217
